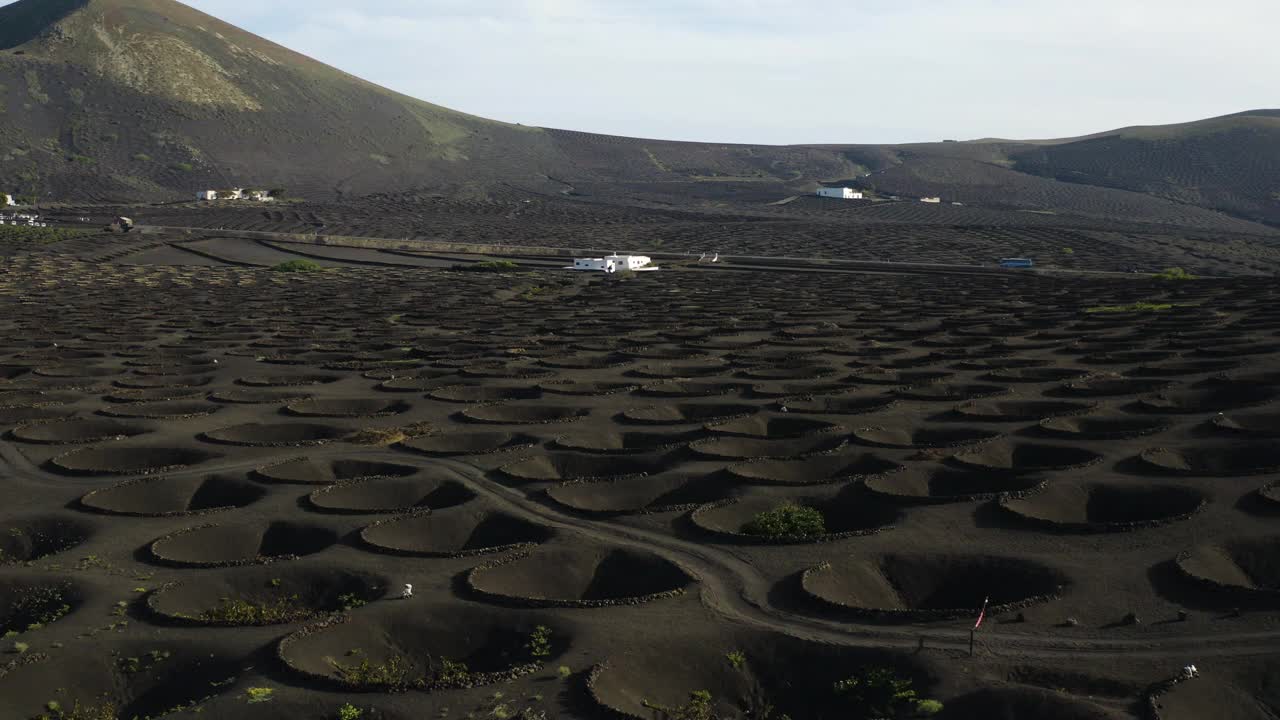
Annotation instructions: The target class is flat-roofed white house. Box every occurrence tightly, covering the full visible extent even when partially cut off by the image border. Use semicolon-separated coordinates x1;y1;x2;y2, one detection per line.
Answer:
920;196;942;204
567;253;657;273
196;190;218;201
816;187;863;200
2;193;15;206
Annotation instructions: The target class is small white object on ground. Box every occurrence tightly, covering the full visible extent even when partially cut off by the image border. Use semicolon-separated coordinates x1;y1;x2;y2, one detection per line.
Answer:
401;583;414;599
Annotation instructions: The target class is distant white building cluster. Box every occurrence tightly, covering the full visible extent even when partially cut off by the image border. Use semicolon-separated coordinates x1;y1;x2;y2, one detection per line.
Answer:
567;253;657;273
2;212;47;227
197;188;274;202
816;187;864;200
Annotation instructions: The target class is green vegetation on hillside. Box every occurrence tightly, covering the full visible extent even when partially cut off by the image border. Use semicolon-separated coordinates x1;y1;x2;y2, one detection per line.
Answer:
1153;267;1197;280
0;225;94;245
1085;301;1175;314
453;260;520;272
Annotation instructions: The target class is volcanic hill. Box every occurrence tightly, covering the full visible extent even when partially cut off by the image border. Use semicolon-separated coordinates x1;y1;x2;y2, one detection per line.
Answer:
0;0;1278;231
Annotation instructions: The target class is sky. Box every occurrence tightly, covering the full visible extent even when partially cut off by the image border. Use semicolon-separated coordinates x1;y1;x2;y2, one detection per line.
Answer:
11;0;1280;144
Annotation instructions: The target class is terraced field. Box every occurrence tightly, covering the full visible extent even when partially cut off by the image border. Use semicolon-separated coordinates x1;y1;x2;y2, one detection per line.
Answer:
2;245;1280;719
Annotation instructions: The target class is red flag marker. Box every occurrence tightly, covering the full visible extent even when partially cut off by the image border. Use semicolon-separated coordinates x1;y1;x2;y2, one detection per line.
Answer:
974;596;990;630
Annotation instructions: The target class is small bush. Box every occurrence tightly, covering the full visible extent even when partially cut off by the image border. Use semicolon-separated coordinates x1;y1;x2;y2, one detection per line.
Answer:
270;259;324;273
245;687;274;703
526;625;553;658
643;690;715;720
199;595;312;625
131;153;151;162
916;699;944;715
170;162;194;172
12;641;30;653
454;260;520;272
725;651;746;670
329;655;415;690
742;503;827;539
557;665;572;679
35;700;117;720
1154;267;1196;280
337;703;364;720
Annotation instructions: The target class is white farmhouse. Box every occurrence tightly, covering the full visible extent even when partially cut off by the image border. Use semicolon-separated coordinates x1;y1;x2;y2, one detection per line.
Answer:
920;197;942;204
567;253;657;273
196;190;218;201
816;187;863;200
245;189;271;202
2;193;15;207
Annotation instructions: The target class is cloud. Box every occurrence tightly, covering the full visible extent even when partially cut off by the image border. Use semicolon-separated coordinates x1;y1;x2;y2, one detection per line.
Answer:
8;0;1278;142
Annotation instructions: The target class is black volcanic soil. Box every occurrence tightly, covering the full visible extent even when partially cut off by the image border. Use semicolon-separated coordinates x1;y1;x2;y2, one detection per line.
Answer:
1;242;1279;718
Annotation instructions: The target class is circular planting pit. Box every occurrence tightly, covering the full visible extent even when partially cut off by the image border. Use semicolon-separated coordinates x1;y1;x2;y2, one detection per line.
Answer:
538;381;638;396
707;415;841;438
781;393;896;415
499;452;673;484
0;577;83;634
401;431;540;457
895;383;1008;402
1038;415;1170;440
547;472;732;515
237;374;342;387
0;406;74;426
1055;377;1172;398
278;604;561;692
552;428;704;454
80;474;267;517
852;424;999;449
938;688;1117;720
210;388;312;404
1000;481;1206;532
726;452;901;487
690;492;900;544
361;505;553;557
951;442;1102;474
1177;536;1280;600
620;402;758;425
982;367;1090;383
802;553;1069;621
630;361;729;379
148;566;388;626
99;400;221;419
1128;359;1239;377
34;365;120;379
256;457;420;485
49;446;221;476
0;390;79;408
850;369;953;386
953;400;1096;423
105;387;207;404
636;381;742;398
1137;445;1280;477
114;374;212;390
1212;411;1280;438
691;432;848;460
428;385;542;403
202;422;349;447
0;515;93;564
284;398;410;418
749;380;853;398
467;545;693;607
150;521;339;568
864;465;1044;504
11;418;149;445
460;404;589;425
1135;384;1279;414
307;475;475;514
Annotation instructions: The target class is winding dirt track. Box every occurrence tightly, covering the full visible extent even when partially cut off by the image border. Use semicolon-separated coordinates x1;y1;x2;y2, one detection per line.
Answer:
8;440;1275;663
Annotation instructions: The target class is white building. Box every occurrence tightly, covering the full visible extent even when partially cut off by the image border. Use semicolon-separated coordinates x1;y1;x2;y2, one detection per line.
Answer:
567;253;656;273
816;187;863;200
196;190;218;201
2;193;15;207
245;189;271;201
921;197;942;204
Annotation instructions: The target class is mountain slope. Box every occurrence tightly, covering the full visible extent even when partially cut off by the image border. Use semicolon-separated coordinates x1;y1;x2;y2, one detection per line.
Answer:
1010;111;1280;226
0;0;1275;234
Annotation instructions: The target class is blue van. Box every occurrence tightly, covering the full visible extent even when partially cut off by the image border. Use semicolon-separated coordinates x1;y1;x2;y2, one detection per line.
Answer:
999;258;1034;269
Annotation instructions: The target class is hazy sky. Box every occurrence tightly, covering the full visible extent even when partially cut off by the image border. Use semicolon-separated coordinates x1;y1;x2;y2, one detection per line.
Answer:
16;0;1280;144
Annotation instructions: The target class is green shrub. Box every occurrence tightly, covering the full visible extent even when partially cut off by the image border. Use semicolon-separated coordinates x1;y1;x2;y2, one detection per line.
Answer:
454;260;520;272
270;259;324;273
12;640;29;653
833;667;926;719
199;595;312;625
0;226;94;246
1154;267;1196;280
643;690;715;720
245;687;274;703
916;699;944;715
725;651;746;670
35;700;117;720
742;503;826;539
526;625;553;658
337;703;364;720
170;162;194;172
131;153;151;162
328;655;415;690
